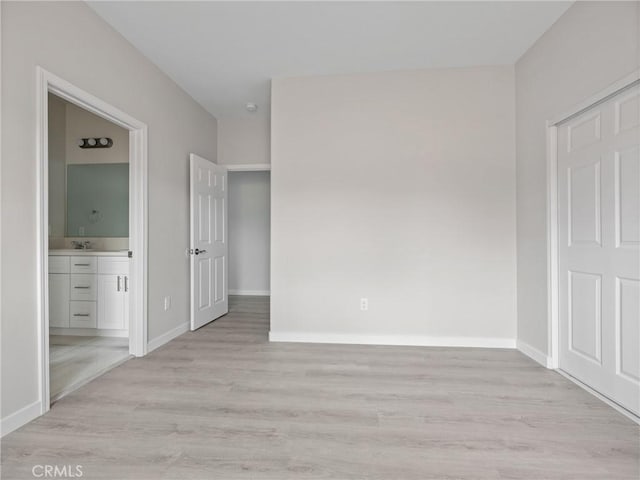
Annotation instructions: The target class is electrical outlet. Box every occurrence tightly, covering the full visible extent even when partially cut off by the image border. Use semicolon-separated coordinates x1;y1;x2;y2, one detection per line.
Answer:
360;298;368;311
164;296;171;311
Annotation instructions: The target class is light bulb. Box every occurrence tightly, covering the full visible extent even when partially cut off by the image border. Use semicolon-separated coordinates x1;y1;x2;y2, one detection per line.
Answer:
99;138;109;146
87;138;97;146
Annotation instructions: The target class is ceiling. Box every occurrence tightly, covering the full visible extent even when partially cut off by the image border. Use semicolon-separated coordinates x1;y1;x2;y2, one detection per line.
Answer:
89;1;572;119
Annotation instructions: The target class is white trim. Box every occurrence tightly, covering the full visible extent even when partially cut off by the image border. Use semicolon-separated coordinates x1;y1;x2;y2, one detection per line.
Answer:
36;66;50;415
49;328;128;338
0;401;42;438
546;69;640;371
224;163;271;172
147;322;190;353
557;370;640;425
517;340;552;368
549;70;640;126
228;289;270;296
546;123;560;369
36;67;148;421
269;332;516;349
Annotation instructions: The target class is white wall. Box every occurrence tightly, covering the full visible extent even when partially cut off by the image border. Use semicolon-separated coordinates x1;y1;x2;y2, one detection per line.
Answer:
228;171;271;295
218;114;270;165
1;2;217;426
270;67;517;345
48;94;66;239
515;1;639;357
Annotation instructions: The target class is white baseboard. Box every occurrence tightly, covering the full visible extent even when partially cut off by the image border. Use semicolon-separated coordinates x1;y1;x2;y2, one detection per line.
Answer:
147;322;189;353
1;400;41;438
269;332;516;349
229;289;270;296
517;340;552;368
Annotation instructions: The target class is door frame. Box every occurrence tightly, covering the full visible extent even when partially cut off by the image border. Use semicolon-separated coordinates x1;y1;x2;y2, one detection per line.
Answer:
36;67;149;414
546;69;640;371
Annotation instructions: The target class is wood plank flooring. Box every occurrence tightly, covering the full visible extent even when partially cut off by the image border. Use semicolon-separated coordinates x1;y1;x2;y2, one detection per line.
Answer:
2;296;638;479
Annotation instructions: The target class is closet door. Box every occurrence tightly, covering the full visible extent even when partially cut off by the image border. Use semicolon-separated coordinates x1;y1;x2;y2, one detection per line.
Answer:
557;85;640;415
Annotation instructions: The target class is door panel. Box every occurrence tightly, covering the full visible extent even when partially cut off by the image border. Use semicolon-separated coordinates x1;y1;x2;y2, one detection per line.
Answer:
190;154;228;330
618;278;640;383
568;271;602;364
214;256;225;303
558;84;640;416
568;160;601;246
616;147;640;246
615;89;640;133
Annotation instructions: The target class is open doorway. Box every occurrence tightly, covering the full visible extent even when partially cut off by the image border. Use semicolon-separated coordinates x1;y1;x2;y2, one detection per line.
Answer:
227;167;271;316
47;93;132;401
37;68;148;412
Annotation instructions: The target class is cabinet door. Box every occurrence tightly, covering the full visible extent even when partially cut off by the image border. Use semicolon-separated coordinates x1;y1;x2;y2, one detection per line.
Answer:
97;274;128;330
49;274;69;328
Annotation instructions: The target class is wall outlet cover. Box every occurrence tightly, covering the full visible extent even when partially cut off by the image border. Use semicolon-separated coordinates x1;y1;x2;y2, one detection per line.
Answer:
360;298;368;311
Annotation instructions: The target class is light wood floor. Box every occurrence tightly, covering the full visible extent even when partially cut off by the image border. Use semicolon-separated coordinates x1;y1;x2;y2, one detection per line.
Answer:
2;296;639;479
50;335;130;401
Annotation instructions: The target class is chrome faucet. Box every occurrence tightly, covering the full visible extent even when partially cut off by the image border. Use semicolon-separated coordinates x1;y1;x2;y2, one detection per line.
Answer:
71;240;92;250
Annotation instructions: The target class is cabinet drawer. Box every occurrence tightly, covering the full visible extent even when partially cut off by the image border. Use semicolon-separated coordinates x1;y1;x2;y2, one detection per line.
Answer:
98;257;129;275
70;274;97;301
70;256;97;274
70;301;97;328
49;256;70;274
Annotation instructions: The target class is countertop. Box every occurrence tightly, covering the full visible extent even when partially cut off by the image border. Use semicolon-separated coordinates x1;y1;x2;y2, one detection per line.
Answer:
49;249;129;257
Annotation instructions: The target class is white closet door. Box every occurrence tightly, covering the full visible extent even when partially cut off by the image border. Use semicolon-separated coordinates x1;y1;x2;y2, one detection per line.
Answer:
558;84;640;415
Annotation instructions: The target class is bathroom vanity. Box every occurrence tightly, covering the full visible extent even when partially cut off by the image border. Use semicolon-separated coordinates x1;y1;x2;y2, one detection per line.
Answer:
49;250;130;337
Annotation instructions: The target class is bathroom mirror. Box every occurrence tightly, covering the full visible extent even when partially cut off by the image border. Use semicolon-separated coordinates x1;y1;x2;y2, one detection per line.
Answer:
66;163;129;237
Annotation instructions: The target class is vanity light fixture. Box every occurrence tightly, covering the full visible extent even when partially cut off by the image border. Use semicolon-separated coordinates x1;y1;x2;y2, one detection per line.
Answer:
78;137;113;149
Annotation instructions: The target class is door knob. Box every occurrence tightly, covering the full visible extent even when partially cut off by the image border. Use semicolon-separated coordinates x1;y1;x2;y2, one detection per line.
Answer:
194;248;207;255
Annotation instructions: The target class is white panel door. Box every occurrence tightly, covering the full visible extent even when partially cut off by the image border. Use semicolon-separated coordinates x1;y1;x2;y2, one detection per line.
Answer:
190;154;228;330
558;84;640;415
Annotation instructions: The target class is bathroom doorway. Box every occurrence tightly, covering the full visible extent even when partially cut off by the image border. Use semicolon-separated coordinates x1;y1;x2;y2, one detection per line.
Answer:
47;93;132;401
37;68;148;411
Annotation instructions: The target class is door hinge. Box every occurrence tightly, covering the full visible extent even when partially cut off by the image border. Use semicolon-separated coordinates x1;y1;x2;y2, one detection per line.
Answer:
128;250;133;258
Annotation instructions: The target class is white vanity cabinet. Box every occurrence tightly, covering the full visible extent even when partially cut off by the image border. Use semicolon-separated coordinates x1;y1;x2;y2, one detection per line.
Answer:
49;256;70;327
97;258;130;331
48;252;129;336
